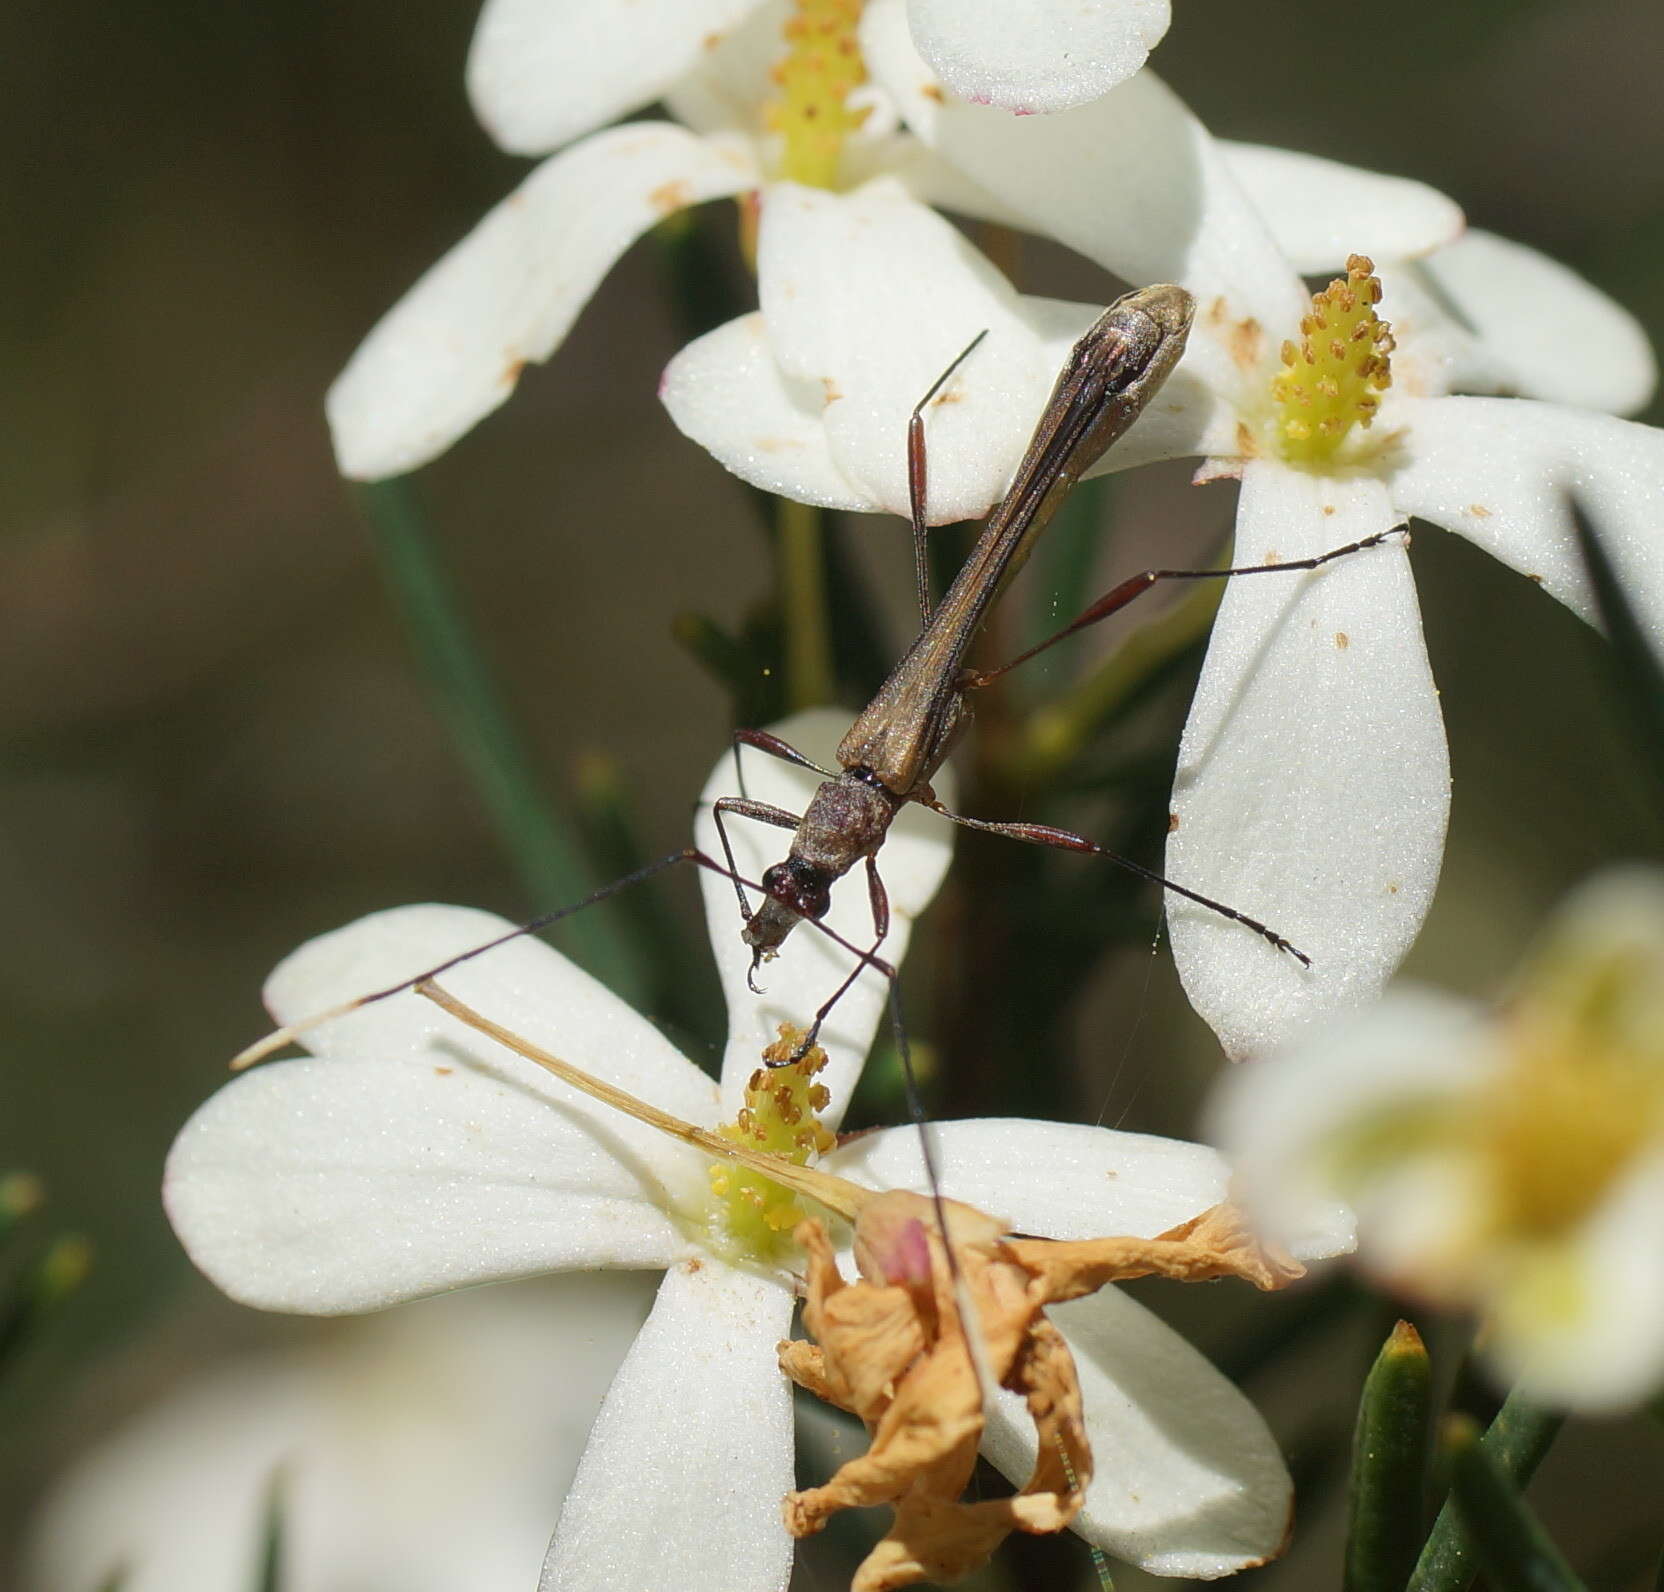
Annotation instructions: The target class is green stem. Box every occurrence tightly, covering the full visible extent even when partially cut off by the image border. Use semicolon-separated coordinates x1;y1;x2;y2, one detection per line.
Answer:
359;478;646;1006
777;495;835;711
1442;1416;1585;1592
1407;1389;1566;1592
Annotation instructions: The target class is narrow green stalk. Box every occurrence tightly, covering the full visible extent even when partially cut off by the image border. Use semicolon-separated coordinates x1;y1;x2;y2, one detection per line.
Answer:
255;1471;285;1592
1442;1416;1585;1592
359;478;646;1006
1407;1389;1566;1592
1345;1320;1435;1592
777;495;835;710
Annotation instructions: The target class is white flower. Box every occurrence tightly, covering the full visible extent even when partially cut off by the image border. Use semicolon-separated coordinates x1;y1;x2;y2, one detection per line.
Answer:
668;14;1663;1059
328;0;1464;482
165;712;1320;1586
1210;868;1664;1415
467;0;1170;148
25;1279;652;1592
329;0;998;480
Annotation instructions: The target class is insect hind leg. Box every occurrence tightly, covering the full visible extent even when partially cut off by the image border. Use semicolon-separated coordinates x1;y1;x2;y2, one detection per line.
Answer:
921;800;1312;966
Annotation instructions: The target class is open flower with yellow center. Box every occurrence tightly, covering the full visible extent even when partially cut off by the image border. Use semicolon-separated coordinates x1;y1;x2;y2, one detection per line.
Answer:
1211;868;1664;1413
328;0;1470;482
163;712;1332;1589
669;6;1661;1058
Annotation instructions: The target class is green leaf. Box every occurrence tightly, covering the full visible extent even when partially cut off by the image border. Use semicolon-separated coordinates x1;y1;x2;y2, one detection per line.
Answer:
1442;1415;1585;1592
1345;1320;1434;1592
1407;1390;1566;1592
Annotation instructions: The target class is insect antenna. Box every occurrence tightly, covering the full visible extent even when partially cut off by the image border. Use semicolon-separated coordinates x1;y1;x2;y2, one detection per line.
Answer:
228;846;898;1072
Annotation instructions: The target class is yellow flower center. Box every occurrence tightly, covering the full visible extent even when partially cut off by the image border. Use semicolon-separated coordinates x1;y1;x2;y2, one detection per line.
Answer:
764;0;870;190
707;1024;838;1261
1475;941;1664;1241
1270;254;1395;466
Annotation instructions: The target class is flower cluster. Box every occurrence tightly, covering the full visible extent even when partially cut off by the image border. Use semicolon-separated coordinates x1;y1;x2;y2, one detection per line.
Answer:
145;2;1664;1588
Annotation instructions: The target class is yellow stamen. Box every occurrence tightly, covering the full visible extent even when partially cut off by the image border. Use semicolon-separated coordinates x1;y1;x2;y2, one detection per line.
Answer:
1473;1037;1659;1239
765;0;869;190
710;1024;838;1258
1271;254;1395;466
1475;930;1664;1240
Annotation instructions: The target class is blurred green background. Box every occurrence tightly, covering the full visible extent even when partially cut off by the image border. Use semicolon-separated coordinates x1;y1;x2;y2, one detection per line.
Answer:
3;0;1663;1586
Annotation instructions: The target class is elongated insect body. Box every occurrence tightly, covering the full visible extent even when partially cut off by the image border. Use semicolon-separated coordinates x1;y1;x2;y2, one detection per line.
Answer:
738;285;1196;969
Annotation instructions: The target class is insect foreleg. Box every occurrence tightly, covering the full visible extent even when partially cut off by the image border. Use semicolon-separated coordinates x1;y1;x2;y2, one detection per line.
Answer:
712;795;804;926
773;853;894;1066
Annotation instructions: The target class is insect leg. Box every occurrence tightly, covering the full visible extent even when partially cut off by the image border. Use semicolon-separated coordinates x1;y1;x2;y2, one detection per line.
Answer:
923;800;1312;966
732;727;839;789
963;529;1409;690
771;853;895;1066
712;795;803;925
907;329;991;628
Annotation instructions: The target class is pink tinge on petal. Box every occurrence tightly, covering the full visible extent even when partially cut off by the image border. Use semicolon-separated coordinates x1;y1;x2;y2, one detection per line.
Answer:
905;0;1170;116
864;4;1303;335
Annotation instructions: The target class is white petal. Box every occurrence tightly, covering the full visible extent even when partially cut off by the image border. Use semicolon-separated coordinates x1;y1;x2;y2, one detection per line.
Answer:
1488;1151;1664;1414
1220;142;1464;274
262;903;720;1127
665;286;1110;514
826;1118;1229;1239
660;313;873;510
165;1052;702;1313
661;0;791;138
307;1280;652;1591
542;1260;796;1592
1208;987;1492;1257
755;180;1086;520
25;1358;317;1592
29;1281;651;1592
863;3;1305;338
863;136;1034;230
983;1288;1291;1574
1167;466;1449;1059
1386;396;1664;636
905;0;1169;114
467;0;762;155
1412;229;1656;415
694;709;954;1120
327;123;754;479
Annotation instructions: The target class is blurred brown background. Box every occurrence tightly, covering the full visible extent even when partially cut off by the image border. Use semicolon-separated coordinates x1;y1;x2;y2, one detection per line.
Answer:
3;0;1663;1586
